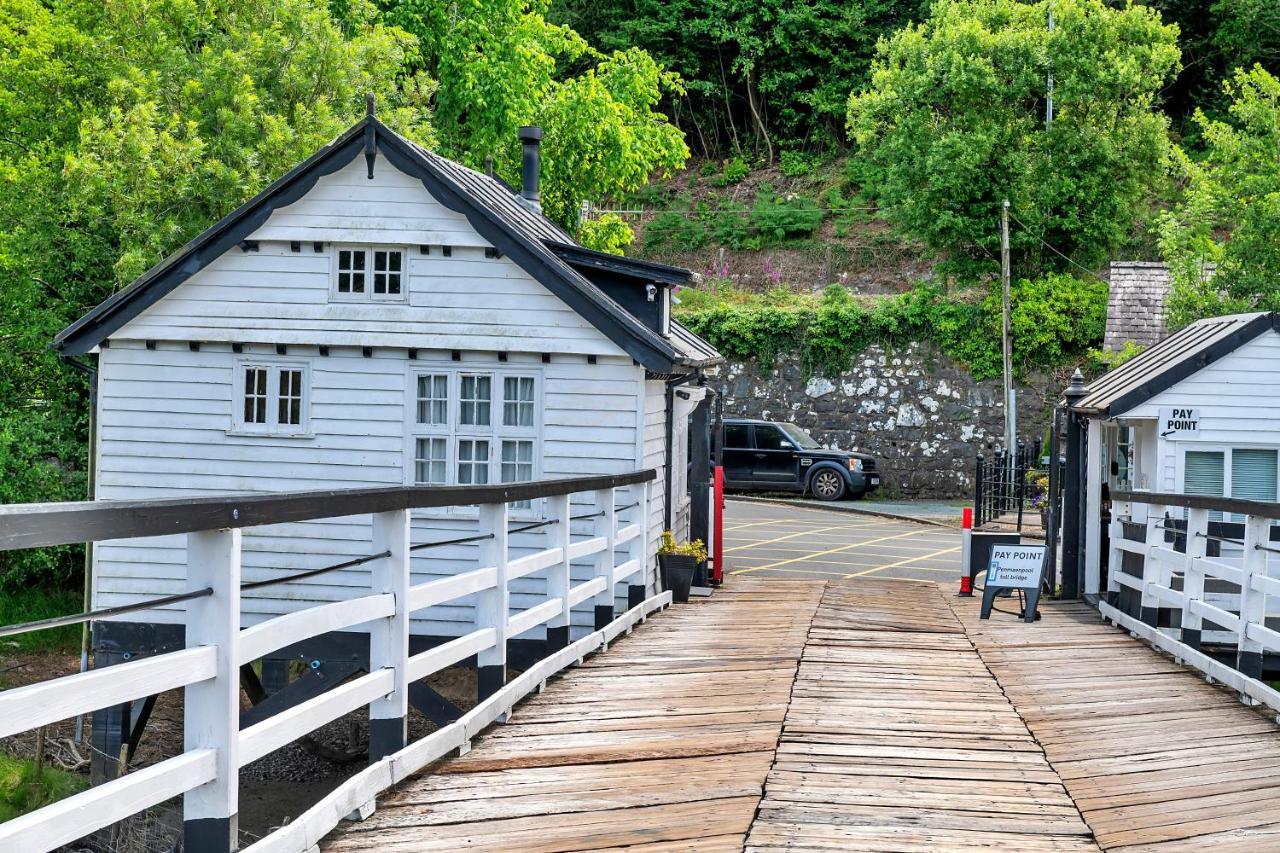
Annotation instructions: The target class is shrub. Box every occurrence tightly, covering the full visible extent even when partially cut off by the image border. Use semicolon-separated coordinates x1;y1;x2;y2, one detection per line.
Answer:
780;150;815;177
643;210;707;251
718;156;750;185
578;213;635;255
749;188;825;246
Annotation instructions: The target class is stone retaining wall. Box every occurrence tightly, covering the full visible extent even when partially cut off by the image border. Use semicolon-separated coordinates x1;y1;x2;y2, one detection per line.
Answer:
713;343;1064;498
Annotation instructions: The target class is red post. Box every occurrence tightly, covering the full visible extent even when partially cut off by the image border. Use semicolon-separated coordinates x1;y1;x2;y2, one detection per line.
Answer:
712;465;725;585
958;507;974;596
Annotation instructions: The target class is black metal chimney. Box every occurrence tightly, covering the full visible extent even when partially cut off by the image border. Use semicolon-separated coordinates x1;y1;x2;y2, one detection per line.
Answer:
517;126;543;212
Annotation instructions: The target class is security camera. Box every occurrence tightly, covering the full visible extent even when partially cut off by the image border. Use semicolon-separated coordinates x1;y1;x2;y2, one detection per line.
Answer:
645;283;658;302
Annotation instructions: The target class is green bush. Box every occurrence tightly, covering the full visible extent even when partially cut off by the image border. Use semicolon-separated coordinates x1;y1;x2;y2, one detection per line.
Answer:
699;160;719;177
718;156;750;186
749;188;824;246
780;150;815;177
677;277;1106;379
643;210;707;251
0;754;88;823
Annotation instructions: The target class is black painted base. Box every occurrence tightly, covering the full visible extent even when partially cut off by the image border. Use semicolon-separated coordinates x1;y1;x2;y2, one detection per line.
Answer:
1240;650;1264;680
1141;606;1159;628
1182;627;1202;652
368;716;406;761
547;624;570;652
478;663;506;701
594;605;613;631
628;584;645;609
184;815;235;853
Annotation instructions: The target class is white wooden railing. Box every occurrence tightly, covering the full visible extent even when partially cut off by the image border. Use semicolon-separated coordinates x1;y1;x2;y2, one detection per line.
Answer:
0;471;665;853
1103;489;1280;711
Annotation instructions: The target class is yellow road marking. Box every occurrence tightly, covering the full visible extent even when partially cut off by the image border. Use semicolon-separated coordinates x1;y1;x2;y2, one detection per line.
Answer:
843;545;961;578
722;524;853;554
729;529;931;575
721;518;793;532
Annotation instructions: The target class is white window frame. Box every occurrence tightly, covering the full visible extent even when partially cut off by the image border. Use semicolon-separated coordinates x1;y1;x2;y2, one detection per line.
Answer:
1177;444;1280;524
230;358;312;437
330;245;409;303
406;365;543;516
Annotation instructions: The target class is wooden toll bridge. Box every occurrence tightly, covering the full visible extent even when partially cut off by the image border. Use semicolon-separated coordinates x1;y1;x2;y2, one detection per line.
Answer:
7;482;1280;851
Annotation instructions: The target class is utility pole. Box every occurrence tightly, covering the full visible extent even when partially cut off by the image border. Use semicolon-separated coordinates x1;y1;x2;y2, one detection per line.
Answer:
1001;199;1015;457
1046;5;1055;129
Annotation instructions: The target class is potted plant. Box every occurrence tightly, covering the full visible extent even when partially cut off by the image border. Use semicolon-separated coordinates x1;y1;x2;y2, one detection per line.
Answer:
657;530;708;604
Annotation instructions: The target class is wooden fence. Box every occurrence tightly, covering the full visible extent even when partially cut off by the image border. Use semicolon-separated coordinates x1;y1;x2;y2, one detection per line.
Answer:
1104;489;1280;712
0;470;665;853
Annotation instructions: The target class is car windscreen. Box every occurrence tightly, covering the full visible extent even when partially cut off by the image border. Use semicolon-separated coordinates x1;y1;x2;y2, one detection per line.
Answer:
780;423;822;449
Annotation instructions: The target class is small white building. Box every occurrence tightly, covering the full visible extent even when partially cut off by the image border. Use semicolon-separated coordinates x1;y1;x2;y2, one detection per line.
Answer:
1071;312;1280;596
54;114;721;648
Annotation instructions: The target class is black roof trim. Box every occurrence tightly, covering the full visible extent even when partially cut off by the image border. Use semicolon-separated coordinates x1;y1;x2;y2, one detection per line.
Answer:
53;124;369;355
52;118;702;373
1075;312;1280;417
545;241;692;286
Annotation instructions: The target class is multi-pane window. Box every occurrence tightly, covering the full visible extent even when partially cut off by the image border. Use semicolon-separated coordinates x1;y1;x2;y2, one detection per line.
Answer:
235;361;309;435
457;439;490;485
333;246;406;301
336;249;366;294
408;368;539;511
416;374;448;426
414;436;448;485
243;367;269;425
373;250;403;296
503;377;535;427
460;374;492;426
1183;447;1280;523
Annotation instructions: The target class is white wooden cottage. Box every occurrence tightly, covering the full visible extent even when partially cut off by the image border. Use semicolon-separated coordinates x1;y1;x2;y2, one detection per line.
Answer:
54;114;721;646
1071;312;1280;597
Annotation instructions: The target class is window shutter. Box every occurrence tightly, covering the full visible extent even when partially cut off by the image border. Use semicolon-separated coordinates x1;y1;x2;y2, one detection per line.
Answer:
1184;451;1225;497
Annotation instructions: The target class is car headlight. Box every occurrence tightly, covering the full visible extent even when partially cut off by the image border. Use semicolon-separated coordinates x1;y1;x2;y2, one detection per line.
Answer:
847;458;863;472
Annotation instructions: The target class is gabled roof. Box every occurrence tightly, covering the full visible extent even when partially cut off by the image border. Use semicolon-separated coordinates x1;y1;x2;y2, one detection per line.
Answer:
54;117;721;373
1074;312;1280;417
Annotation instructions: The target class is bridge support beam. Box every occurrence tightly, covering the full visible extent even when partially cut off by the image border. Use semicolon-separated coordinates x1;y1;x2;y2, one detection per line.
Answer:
476;502;509;703
368;510;410;761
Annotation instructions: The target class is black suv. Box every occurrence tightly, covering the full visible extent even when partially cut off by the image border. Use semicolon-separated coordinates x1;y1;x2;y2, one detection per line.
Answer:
720;419;881;501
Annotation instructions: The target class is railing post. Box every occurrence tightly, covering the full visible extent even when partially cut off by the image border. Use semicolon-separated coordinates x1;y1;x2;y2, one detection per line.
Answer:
368;509;410;761
1141;505;1164;627
183;529;242;853
1106;505;1127;606
476;500;509;701
593;488;617;631
546;493;573;652
1237;513;1269;681
1180;507;1209;651
974;455;985;528
628;482;650;609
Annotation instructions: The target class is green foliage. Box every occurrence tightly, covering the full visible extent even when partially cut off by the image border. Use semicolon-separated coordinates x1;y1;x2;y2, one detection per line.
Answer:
779;150;815;177
1160;67;1280;328
644;211;708;252
658;530;708;562
748;188;824;246
553;0;931;156
0;0;421;591
386;0;689;226
578;213;636;255
677;278;1106;379
846;0;1181;280
0;754;88;822
717;156;750;186
0;589;82;653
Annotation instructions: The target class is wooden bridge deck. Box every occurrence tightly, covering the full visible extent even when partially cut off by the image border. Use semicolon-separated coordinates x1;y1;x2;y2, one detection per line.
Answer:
322;579;1280;852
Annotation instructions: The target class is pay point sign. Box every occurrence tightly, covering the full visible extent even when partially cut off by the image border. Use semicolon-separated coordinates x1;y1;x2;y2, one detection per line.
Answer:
980;543;1046;623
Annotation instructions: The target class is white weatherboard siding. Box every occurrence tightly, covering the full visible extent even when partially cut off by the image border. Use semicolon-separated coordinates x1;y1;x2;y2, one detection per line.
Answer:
94;349;647;637
1122;330;1280;496
111;157;628;358
643;381;669;564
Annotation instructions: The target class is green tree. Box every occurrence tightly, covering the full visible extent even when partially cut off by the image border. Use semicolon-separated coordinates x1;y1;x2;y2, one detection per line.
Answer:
554;0;930;156
0;0;422;588
383;0;689;225
1160;66;1280;327
846;0;1181;280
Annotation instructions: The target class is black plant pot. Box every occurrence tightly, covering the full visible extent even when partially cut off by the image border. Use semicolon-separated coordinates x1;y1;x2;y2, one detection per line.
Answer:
659;553;698;603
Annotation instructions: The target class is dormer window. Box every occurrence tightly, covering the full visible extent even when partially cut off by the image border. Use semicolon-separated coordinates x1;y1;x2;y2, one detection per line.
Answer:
333;246;407;302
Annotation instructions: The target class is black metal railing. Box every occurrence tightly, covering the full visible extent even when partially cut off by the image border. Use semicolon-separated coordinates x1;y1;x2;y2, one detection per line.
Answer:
974;439;1043;531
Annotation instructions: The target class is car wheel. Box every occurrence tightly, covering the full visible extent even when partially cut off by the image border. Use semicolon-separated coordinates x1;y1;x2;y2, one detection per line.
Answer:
810;469;846;502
